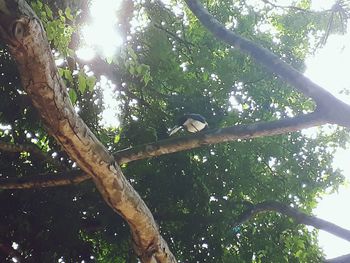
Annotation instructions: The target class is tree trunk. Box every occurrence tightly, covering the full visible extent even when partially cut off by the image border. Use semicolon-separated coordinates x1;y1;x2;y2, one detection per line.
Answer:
0;1;175;262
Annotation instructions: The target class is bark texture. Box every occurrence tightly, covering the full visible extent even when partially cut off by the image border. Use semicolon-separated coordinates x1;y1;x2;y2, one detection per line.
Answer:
1;0;350;262
0;1;175;262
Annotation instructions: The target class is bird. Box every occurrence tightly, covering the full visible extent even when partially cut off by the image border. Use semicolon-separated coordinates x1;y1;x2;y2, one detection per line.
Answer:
169;113;208;136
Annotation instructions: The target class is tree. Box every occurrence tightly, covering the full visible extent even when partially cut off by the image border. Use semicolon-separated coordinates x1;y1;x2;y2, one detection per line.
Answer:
0;0;350;262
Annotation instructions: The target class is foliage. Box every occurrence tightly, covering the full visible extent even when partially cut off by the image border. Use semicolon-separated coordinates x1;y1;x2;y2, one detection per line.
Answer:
0;0;349;262
31;0;75;56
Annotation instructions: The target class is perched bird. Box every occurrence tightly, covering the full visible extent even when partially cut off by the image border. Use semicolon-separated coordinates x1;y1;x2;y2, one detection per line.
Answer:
169;113;208;136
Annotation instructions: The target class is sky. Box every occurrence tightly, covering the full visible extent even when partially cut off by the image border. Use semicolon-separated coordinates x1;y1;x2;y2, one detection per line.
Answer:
274;0;350;259
305;33;350;258
80;0;350;259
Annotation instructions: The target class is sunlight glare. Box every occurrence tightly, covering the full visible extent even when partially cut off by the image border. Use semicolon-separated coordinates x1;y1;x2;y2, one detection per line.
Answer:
80;0;123;58
311;0;336;11
99;76;120;128
305;33;350;105
11;242;19;250
229;95;243;112
76;47;95;61
78;0;123;127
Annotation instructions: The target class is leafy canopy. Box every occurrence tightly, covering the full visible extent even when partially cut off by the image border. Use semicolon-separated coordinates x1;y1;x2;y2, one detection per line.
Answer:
0;0;348;262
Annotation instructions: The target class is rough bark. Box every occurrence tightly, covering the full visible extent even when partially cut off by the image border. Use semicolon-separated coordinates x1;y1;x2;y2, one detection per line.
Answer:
0;1;175;262
234;201;350;242
1;0;350;261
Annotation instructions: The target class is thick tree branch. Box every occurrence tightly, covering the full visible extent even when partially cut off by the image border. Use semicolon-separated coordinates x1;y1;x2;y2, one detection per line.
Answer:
0;140;65;170
234;201;350;242
1;1;347;261
0;170;89;189
4;0;348;193
0;111;328;189
0;1;175;262
184;0;350;127
325;253;350;263
115;112;326;164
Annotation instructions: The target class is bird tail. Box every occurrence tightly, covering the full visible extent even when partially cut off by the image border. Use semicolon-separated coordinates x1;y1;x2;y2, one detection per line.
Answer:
169;126;182;136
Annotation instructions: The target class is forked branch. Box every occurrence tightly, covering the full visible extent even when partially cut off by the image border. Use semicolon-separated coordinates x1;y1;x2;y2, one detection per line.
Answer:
184;0;350;127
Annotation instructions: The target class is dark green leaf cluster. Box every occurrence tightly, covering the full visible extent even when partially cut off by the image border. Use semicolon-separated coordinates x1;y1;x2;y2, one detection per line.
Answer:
0;0;349;262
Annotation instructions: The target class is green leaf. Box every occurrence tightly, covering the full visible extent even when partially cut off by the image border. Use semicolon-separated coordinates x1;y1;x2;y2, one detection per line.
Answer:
44;4;53;20
63;69;73;83
136;65;143;75
65;7;74;21
86;76;97;92
78;73;87;93
128;46;138;61
106;56;113;64
129;66;136;75
58;68;64;77
143;71;152;85
114;134;120;144
36;0;43;9
68;89;77;104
